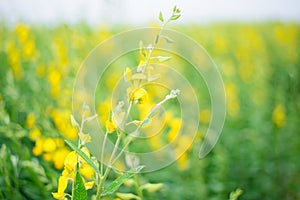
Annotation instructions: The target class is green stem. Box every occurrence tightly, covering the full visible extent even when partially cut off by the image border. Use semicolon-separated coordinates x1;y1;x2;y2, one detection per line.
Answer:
96;100;133;198
141;22;166;74
100;131;108;176
124;101;133;127
96;130;122;199
96;163;113;199
109;131;122;164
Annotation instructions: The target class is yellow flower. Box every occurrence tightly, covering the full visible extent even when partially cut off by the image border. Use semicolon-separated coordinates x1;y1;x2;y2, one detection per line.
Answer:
130;88;148;104
79;162;94;180
84;181;94;190
177;153;190;171
226;83;240;117
272;104;286;127
23;39;35;60
106;120;117;133
32;137;44;156
52;176;68;200
29;127;41;141
55;138;65;148
48;69;61;98
62;168;75;180
43;152;53;162
64;151;77;172
43;138;57;153
50;109;78;140
14;23;29;43
26;113;35;128
167;118;181;142
53;148;70;169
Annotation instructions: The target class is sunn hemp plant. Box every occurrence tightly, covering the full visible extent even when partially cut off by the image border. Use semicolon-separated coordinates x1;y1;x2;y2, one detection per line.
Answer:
52;6;181;200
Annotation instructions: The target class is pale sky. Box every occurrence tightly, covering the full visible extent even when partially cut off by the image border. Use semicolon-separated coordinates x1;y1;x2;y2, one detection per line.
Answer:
0;0;299;26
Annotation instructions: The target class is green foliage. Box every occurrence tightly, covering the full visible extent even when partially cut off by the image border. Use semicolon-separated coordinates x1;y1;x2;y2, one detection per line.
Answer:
74;172;87;200
0;143;55;199
229;188;243;200
102;172;135;196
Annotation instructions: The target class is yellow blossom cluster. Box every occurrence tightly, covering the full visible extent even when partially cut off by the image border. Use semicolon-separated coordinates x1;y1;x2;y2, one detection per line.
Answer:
26;113;71;169
52;147;95;199
6;23;38;80
50;109;78;140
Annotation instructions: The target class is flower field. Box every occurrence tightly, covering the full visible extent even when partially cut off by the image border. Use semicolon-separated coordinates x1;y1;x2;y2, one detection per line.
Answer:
0;22;299;199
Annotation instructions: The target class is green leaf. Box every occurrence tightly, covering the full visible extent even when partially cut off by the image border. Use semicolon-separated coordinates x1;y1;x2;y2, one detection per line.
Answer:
74;172;87;200
229;188;243;200
173;5;177;12
101;172;135;196
64;140;99;174
159;11;164;22
154;34;159;44
173;5;180;14
171;14;181;21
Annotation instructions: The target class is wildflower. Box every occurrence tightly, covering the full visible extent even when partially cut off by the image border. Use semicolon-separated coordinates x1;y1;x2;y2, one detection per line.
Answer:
50;109;78;140
106;120;117;133
129;88;148;104
32;137;44;156
55;138;65;148
79;162;94;180
272;104;286;127
48;69;61;98
84;181;95;190
29;127;41;141
14;23;29;43
23;39;35;60
43;152;53;162
53;148;70;169
226;83;240;117
63;148;95;180
43;138;57;153
26;113;35;128
52;176;68;200
64;151;77;172
167;118;181;142
7;43;23;79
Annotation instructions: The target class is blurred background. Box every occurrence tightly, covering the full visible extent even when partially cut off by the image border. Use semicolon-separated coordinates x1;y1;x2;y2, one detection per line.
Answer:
0;0;299;199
